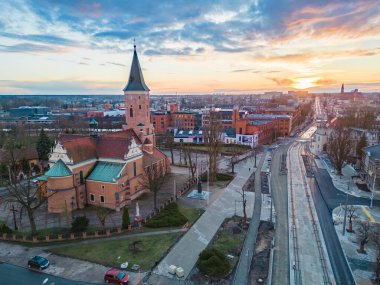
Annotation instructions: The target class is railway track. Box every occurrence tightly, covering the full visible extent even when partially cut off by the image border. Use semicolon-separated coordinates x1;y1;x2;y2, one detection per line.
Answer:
288;142;331;285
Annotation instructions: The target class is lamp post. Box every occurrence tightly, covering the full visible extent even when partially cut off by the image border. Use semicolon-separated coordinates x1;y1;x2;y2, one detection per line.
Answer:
342;180;351;236
371;172;376;208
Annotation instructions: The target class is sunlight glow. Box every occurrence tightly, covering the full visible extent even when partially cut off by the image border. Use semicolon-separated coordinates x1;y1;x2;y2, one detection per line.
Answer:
292;78;317;89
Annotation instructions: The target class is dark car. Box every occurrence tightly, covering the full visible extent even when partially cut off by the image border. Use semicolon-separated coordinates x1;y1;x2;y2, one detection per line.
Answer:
28;256;49;270
104;268;129;284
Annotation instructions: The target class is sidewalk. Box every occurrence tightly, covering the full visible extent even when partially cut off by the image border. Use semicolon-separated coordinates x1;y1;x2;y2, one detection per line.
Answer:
150;154;261;280
316;156;380;200
332;205;379;284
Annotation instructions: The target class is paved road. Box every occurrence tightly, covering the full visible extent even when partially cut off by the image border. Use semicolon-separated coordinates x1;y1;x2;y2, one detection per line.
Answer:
270;145;289;285
311;158;380;210
0;262;95;285
231;152;266;285
308;154;380;285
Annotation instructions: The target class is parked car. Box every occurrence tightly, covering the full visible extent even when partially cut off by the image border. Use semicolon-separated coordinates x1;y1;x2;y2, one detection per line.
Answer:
104;268;129;284
28;256;49;270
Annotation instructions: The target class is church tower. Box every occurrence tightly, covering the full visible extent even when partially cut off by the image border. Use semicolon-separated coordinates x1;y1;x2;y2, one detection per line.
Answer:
123;45;155;149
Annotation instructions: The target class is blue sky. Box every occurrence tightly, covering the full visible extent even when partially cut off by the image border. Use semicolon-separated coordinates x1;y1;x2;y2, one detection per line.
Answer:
0;0;380;94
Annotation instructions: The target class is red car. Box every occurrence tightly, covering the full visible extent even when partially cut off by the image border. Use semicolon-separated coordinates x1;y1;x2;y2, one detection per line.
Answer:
104;268;129;284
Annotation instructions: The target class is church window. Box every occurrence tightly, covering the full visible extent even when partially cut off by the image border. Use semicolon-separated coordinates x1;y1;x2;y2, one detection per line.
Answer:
79;171;84;185
133;162;137;177
130;107;134;117
100;195;105;203
139;105;141;109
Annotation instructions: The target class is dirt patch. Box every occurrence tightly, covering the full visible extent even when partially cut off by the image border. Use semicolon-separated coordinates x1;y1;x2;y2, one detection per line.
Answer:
249;221;274;285
243;172;255;192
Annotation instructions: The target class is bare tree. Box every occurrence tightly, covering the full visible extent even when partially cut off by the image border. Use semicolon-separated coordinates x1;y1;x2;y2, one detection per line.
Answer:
347;205;357;232
327;127;352;175
94;205;112;227
372;226;380;284
164;132;175;164
203;109;222;185
139;162;167;210
356;220;371;253
183;144;197;180
2;167;50;235
235;187;248;227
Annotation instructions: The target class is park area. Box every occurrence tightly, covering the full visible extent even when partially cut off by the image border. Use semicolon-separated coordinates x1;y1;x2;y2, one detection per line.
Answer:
48;204;203;271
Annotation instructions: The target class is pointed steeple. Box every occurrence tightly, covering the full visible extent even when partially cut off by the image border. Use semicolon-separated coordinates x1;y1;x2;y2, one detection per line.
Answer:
341;83;344;94
123;44;150;91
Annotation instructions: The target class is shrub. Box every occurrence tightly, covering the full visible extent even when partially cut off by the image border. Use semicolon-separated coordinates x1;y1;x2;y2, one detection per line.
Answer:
201;172;234;182
0;223;12;234
71;216;89;233
216;173;234;181
198;248;231;278
145;203;188;228
122;207;130;229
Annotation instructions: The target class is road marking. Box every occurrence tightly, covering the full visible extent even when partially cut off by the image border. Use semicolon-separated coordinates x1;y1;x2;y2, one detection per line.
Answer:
43;278;49;284
361;206;375;222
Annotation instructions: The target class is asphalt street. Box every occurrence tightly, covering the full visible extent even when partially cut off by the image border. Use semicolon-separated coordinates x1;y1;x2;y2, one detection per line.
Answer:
0;262;96;285
309;157;380;285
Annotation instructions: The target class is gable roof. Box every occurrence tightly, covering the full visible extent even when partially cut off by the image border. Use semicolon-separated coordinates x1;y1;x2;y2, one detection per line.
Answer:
97;137;131;159
87;161;125;183
58;135;97;164
0;147;38;163
143;147;167;168
45;159;72;177
103;129;142;144
123;46;150;92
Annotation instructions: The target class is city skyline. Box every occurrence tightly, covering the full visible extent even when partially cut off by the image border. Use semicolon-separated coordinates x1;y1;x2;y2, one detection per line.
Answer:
1;0;380;95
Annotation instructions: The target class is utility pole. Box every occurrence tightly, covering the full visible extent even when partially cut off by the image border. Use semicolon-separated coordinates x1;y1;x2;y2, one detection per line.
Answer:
10;204;18;231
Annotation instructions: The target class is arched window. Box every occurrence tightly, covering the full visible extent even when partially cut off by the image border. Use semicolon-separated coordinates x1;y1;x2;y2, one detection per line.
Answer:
79;170;84;185
130;107;134;117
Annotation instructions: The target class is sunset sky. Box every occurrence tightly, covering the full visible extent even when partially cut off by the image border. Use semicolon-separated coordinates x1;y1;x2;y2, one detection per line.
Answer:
0;0;380;95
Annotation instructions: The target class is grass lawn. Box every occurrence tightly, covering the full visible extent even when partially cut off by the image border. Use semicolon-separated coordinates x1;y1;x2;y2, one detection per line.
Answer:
49;232;181;271
145;203;188;228
212;221;246;268
178;205;204;224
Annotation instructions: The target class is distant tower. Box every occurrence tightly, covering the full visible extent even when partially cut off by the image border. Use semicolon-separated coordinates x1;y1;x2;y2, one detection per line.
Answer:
123;44;155;147
341;83;344;94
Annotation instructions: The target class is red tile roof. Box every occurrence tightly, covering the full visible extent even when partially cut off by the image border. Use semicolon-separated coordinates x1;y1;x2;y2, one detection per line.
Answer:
61;137;97;163
97;137;131;159
0;147;38;163
103;129;141;144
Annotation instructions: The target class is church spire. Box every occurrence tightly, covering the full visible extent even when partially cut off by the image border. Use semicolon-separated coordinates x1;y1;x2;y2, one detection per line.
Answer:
341;83;344;94
123;44;150;92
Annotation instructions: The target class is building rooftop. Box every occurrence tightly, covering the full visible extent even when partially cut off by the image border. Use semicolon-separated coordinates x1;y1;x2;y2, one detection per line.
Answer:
87;161;125;183
123;46;150;92
363;144;380;161
246;114;291;119
45;159;72;177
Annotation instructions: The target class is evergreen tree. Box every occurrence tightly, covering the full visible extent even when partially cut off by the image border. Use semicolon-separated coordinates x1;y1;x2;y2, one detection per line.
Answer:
356;134;368;158
122;207;130;229
36;129;52;161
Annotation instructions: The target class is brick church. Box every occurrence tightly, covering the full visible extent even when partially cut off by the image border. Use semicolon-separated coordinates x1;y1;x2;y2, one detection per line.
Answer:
38;45;169;213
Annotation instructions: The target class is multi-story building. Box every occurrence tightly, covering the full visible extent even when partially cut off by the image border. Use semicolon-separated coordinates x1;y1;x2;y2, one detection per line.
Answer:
39;45;169;213
361;144;380;192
